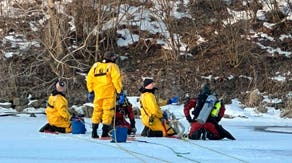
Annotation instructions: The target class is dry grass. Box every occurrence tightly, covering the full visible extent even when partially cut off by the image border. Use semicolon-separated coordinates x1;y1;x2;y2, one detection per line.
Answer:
245;89;263;107
281;99;292;118
256;104;268;113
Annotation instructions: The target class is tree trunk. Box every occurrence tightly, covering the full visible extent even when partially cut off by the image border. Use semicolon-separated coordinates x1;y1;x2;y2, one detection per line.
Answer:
47;0;64;57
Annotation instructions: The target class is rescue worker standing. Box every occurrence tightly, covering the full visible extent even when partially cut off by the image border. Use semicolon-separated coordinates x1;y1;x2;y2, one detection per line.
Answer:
39;79;72;133
139;78;176;137
86;51;123;138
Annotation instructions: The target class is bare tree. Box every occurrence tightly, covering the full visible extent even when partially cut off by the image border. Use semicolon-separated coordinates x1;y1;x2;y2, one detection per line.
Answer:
47;0;64;58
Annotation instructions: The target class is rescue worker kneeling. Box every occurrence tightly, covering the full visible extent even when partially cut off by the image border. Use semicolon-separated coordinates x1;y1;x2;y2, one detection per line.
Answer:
184;84;235;140
39;79;72;133
114;92;137;135
139;78;176;137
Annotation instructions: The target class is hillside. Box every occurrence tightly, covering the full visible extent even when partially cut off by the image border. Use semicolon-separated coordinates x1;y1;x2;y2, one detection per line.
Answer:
0;0;291;117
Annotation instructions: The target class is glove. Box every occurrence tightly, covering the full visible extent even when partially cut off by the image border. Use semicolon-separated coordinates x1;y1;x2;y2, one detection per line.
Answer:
167;96;179;104
130;119;136;128
186;115;193;123
117;93;126;105
87;92;94;102
163;111;168;120
130;127;137;135
70;113;76;121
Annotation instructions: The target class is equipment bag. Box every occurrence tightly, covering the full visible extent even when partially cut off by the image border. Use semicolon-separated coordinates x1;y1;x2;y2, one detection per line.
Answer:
71;118;86;134
111;126;128;143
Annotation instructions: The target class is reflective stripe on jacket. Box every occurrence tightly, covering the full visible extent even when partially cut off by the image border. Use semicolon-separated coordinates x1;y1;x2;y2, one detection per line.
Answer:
86;62;122;99
211;102;221;117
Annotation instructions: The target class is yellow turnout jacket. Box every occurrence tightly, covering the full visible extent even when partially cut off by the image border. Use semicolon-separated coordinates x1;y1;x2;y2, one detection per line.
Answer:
87;62;122;100
139;88;176;136
45;92;71;128
140;91;163;128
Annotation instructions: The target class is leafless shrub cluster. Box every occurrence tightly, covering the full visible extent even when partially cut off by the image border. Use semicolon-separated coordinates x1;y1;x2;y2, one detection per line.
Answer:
0;0;291;109
280;98;292;118
245;89;263;107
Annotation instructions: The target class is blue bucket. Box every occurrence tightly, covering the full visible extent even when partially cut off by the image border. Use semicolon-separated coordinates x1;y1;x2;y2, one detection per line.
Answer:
71;118;86;134
111;126;128;143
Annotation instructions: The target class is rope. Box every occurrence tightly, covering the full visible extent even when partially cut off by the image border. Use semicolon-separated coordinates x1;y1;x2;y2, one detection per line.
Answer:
106;102;197;162
112;104;118;143
184;139;248;163
112;143;146;163
63;114;168;163
177;155;201;163
59;134;171;163
73;109;244;162
110;103;149;162
134;139;200;163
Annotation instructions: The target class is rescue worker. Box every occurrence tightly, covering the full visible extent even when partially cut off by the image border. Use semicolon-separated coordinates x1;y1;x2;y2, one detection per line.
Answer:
184;83;235;140
86;51;123;138
39;79;72;133
139;78;176;137
114;92;136;135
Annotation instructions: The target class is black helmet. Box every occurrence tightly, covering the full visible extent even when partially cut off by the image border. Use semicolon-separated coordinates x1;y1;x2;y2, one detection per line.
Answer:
200;83;211;95
103;51;118;62
54;79;65;88
58;80;65;87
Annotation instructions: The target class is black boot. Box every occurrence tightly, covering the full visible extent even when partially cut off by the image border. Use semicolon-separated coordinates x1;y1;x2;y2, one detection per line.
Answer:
101;124;110;137
189;129;203;140
147;129;163;137
201;128;207;140
218;125;236;140
52;126;66;133
91;123;99;138
141;126;150;137
39;123;55;132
